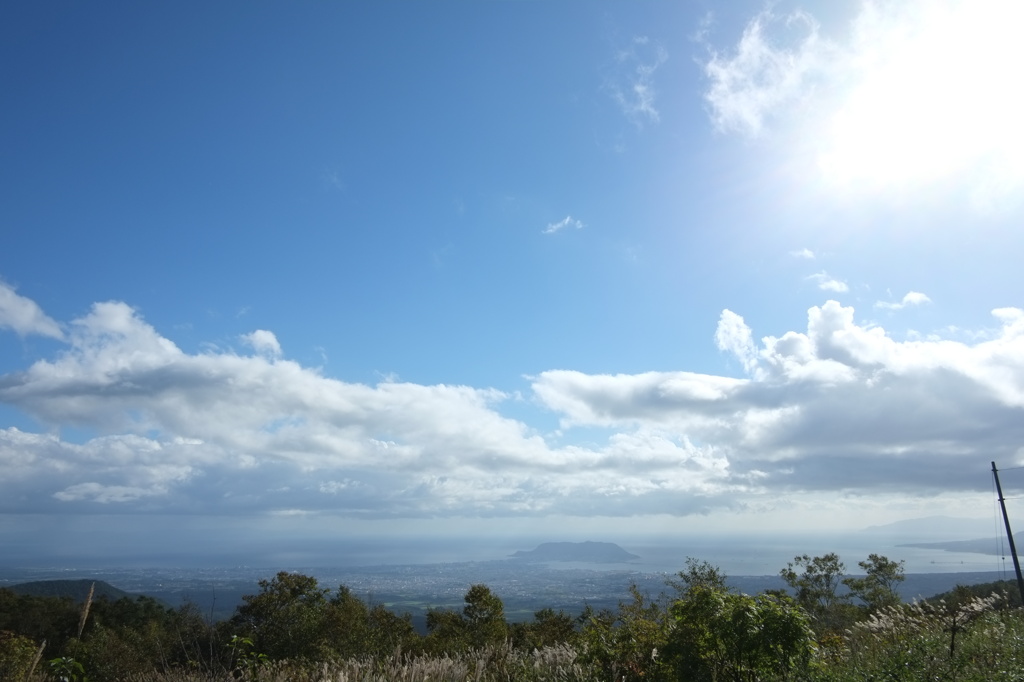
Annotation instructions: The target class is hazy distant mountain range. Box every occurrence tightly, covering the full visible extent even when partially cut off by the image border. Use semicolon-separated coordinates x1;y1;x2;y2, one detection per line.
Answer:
509;541;640;563
899;534;1021;556
855;515;1016;556
861;516;995;537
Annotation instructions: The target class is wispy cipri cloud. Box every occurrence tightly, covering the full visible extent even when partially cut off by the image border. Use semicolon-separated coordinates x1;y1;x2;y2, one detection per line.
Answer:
790;248;815;259
876;291;932;311
702;8;832;137
606;36;668;127
807;271;848;293
0;281;63;339
702;0;1024;209
543;216;584;234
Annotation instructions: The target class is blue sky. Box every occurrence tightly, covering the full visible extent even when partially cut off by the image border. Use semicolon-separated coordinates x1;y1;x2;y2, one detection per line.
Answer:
3;0;1024;563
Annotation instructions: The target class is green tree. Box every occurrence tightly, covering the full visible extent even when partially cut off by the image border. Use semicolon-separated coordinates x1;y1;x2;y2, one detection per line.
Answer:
323;586;370;658
0;589;79;658
66;623;158;682
577;585;668;682
232;571;330;661
843;553;905;613
72;595;178;680
423;584;507;653
574;603;615;670
424;606;468;653
515;607;576;649
665;584;815;682
780;553;853;632
0;630;40;681
667;556;729;597
164;601;217;672
365;603;417;656
462;584;507;648
87;595;172;632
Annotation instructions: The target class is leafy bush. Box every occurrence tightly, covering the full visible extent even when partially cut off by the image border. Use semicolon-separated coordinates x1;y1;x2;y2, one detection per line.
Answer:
664;584;815;681
0;629;41;680
576;584;667;681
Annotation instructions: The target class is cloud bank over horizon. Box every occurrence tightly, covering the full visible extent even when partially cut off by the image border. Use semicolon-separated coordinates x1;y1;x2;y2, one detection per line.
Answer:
1;282;1018;525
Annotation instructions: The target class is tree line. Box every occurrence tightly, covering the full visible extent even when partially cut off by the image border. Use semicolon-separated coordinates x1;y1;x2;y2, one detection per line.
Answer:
1;552;1021;681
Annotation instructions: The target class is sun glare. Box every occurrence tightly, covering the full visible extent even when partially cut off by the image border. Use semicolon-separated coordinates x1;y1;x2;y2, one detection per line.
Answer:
816;1;1024;204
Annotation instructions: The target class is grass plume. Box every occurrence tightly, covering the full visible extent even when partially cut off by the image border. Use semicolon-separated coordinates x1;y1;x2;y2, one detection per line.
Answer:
76;582;94;640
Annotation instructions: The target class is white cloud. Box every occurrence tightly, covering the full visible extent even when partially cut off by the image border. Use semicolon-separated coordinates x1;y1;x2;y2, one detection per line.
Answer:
702;9;832;137
532;369;744;429
703;0;1024;209
543;216;584;234
0;281;64;339
607;36;668;127
807;271;849;292
0;428;195;507
54;482;169;504
715;309;761;377
269;508;316;517
323;168;346;192
242;329;282;358
0;297;726;517
790;248;815;259
876;291;932;310
3;289;1024;521
535;300;1024;496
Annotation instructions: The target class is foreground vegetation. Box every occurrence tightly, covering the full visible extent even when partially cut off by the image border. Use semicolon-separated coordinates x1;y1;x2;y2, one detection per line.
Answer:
2;553;1022;681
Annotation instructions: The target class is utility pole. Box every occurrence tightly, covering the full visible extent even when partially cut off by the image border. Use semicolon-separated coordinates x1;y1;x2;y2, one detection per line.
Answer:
991;461;1024;607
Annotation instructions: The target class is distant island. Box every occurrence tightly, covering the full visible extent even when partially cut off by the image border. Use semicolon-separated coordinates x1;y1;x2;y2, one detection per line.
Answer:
509;541;640;563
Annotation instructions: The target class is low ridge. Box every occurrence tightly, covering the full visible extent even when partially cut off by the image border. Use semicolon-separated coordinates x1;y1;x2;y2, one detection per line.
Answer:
6;578;133;603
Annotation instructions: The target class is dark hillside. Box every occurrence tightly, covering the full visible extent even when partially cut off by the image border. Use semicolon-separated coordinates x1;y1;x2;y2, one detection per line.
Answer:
8;579;132;603
924;578;1021;607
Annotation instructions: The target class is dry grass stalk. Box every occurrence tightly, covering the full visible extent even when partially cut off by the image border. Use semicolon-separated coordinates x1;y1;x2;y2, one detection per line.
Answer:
23;638;45;682
77;582;95;639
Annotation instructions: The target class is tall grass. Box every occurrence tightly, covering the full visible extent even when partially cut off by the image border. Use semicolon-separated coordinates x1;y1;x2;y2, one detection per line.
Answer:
82;643;596;682
76;583;94;640
820;593;1024;682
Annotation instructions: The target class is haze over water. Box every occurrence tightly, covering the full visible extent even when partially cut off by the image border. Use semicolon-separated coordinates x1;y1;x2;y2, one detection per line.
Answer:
5;527;1008;578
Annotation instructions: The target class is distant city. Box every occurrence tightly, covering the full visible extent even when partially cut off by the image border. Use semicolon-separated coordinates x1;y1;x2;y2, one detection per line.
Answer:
2;527;1018;631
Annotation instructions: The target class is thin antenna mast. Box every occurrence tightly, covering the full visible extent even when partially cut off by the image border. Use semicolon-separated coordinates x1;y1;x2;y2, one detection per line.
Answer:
991;461;1024;607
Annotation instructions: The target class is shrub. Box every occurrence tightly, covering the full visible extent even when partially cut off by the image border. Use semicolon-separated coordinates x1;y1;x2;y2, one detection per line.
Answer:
665;585;815;682
0;629;41;680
